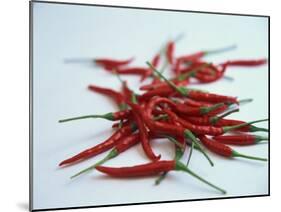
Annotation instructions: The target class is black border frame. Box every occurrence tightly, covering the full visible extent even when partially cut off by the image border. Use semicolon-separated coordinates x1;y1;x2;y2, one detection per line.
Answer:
29;1;270;211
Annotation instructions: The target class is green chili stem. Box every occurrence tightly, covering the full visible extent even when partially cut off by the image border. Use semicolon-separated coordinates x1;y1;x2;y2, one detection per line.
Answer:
210;108;239;124
147;62;181;92
249;125;268;132
232;150;267;161
223;118;268;133
255;135;269;143
166;136;184;149
175;161;226;194
238;98;253;105
59;113;114;123
177;63;210;81
204;44;237;56
201;103;225;115
70;149;118;179
155;136;185;186
184;130;214;167
155;172;168;185
186;141;194;166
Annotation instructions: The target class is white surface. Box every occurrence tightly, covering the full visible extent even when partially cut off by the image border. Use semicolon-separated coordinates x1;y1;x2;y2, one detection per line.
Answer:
3;1;281;212
31;1;268;210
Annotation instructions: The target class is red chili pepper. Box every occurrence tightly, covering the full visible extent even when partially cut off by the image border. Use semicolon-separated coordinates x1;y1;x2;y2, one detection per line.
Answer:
145;96;225;117
221;59;267;67
148;62;238;104
194;64;227;83
215;119;268;132
163;108;267;136
213;135;268;145
88;85;127;110
198;135;267;161
166;41;175;65
140;78;189;91
152;53;161;67
95;160;226;193
177;45;237;64
58;123;136;166
182;108;239;126
145;99;214;166
128;102;161;161
95;58;134;70
114;67;152;82
71;133;141;178
138;86;174;102
183;98;212;107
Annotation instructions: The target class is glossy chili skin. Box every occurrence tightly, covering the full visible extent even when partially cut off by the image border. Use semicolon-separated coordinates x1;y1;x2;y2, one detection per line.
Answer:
177;52;205;63
221;59;267;67
184;90;237;104
140;78;189;91
59;124;136;166
144;97;223;117
128;102;161;161
214;119;250;132
183;99;212;107
88;85;126;108
96;160;175;177
138;86;174;102
213;135;258;145
164;108;225;136
152;53;161;67
166;41;175;65
114;133;140;153
194;64;226;83
111;110;131;120
115;67;152;82
198;135;232;157
94;58;133;70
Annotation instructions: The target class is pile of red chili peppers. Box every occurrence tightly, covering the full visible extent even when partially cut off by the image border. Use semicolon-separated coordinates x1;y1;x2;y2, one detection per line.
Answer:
59;38;268;194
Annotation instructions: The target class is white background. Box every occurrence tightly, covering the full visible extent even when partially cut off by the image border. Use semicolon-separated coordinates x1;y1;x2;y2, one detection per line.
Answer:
0;0;278;212
31;2;268;210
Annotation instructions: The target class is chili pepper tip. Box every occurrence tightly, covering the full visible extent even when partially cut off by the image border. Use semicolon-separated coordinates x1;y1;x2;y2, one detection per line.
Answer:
70;149;118;179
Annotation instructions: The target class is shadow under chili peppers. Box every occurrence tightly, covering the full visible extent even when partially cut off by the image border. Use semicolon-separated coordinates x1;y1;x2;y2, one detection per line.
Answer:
16;202;29;211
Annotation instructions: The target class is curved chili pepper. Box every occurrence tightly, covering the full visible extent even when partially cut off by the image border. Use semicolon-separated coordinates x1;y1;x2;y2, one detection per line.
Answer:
198;135;267;161
194;64;227;83
128;102;161;161
95;58;134;70
88;85;127;110
95;160;226;193
213;135;268;145
145;96;224;117
148;62;238;104
59;123;136;166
